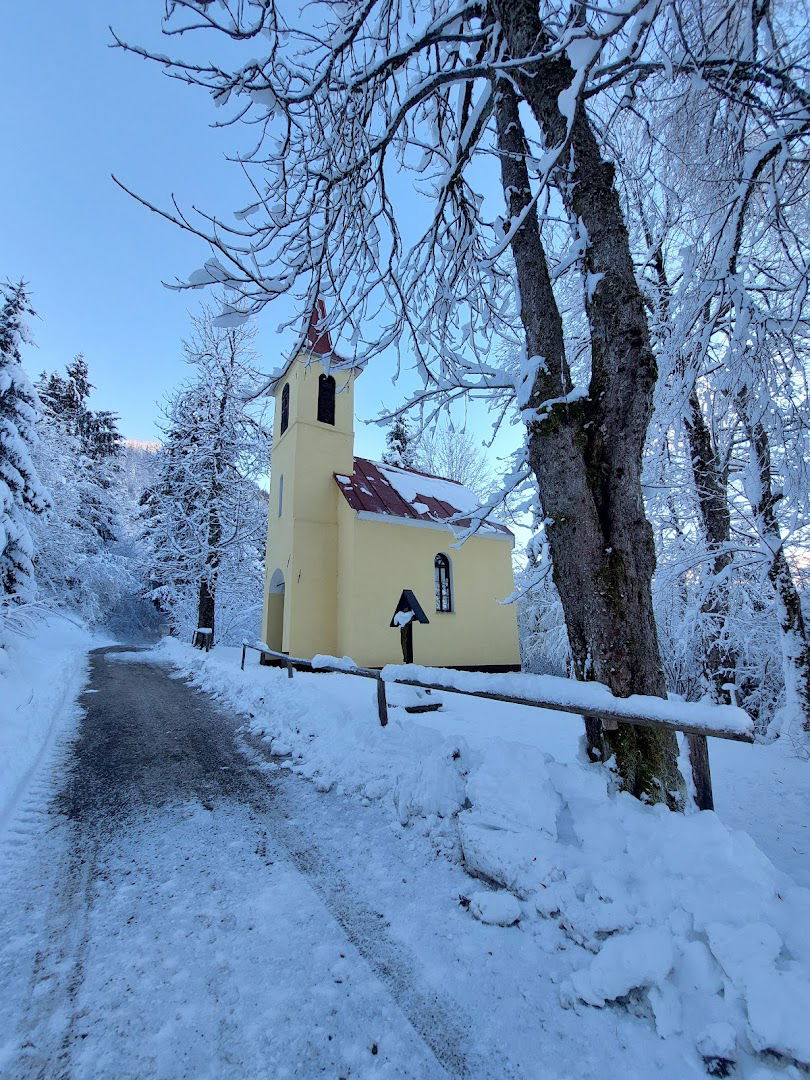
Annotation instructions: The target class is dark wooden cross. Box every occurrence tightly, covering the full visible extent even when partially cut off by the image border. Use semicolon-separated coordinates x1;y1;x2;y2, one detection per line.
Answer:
389;589;429;663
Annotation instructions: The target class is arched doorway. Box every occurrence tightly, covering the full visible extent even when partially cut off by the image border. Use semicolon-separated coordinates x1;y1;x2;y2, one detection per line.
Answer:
266;569;285;651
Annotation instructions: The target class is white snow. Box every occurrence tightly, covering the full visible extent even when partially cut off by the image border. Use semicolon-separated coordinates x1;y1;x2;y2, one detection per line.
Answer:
392;611;414;627
169;641;810;1071
212;307;250;328
312;653;358;671
0;615;92;833
564;926;675;1006
469;890;522;926
378;462;481;514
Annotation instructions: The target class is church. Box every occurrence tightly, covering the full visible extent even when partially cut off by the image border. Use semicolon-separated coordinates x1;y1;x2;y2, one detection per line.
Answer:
261;305;521;670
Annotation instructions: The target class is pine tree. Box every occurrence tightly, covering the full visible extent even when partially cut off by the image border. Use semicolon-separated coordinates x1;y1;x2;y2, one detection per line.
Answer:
36;355;122;460
35;357;123;544
0;281;47;607
382;417;417;469
28;354;133;624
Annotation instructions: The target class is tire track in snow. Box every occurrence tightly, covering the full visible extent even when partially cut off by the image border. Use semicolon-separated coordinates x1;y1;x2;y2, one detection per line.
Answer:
209;728;486;1078
244;790;475;1078
8;828;101;1080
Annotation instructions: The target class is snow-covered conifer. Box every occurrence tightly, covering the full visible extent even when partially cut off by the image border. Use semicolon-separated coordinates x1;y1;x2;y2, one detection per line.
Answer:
382;418;417;470
0;281;47;609
29;355;133;625
35;357;123;544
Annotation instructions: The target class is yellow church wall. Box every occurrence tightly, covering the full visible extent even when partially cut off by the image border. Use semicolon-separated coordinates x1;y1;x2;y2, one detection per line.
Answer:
337;514;520;669
282;520;340;657
336;496;356;656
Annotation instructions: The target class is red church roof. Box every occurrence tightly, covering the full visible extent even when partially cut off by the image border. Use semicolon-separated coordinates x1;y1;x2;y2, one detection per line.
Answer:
334;457;511;537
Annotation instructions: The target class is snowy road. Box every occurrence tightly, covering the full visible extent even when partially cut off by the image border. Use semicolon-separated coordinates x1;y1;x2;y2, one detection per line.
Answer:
0;646;477;1079
0;645;711;1080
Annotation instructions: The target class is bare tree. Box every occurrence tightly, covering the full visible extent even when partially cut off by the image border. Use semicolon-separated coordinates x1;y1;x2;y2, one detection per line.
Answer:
140;307;270;643
412;424;493;497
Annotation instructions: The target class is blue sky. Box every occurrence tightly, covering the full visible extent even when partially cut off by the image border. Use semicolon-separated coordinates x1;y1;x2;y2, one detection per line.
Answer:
1;3;521;472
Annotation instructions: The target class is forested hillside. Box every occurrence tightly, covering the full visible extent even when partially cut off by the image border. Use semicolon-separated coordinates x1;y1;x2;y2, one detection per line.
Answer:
0;284;269;649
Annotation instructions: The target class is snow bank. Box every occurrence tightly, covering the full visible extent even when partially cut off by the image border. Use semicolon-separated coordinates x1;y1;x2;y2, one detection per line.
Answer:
0;615;92;831
166;641;810;1070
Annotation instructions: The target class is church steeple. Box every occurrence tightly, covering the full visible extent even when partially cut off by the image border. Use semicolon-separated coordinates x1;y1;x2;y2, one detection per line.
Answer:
261;299;359;656
306;298;333;356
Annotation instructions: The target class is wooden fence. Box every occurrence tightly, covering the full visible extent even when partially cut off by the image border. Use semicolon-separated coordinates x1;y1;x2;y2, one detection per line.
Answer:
240;644;755;811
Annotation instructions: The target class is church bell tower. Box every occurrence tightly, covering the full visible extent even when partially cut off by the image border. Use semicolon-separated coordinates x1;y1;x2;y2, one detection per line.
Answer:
261;303;359;656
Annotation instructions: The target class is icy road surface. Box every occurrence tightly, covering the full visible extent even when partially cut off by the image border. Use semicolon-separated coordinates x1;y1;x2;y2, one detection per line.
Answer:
0;645;687;1080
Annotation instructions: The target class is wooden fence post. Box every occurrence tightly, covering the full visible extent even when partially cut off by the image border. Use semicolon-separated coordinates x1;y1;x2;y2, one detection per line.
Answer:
376;676;389;727
686;733;714;811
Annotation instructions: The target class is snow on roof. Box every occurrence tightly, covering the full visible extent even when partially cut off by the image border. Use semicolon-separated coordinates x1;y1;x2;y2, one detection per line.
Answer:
378;462;481;514
335;457;511;537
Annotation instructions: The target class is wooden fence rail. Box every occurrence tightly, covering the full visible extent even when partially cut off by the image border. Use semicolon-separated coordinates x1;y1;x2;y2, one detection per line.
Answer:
241;643;389;723
240;643;753;744
386;676;753;743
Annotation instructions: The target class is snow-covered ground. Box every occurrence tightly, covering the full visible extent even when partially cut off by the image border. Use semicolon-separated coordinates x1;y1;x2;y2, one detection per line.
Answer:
2;628;808;1077
165;640;810;1075
0;614;93;834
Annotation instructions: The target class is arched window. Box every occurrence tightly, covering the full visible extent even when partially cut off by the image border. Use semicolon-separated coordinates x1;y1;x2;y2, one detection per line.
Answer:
280;382;290;434
317;373;336;425
435;553;452;612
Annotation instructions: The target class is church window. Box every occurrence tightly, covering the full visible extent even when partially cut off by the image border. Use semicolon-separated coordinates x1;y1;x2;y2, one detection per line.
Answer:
317;374;336;425
435;553;452;612
280;382;290;434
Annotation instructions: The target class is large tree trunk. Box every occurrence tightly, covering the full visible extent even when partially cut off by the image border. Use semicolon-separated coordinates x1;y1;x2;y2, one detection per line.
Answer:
197;578;216;641
737;389;810;732
493;66;684;806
